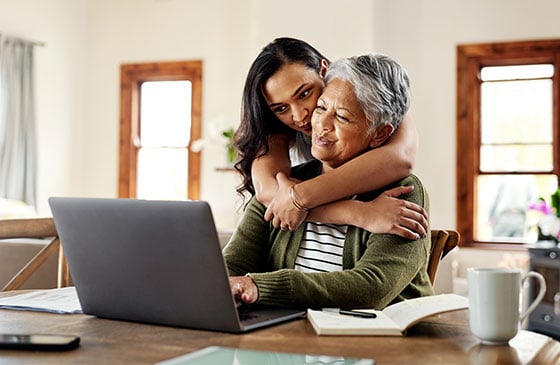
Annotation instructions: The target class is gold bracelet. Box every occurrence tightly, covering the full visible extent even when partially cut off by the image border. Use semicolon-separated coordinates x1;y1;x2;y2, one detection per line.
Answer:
289;185;309;212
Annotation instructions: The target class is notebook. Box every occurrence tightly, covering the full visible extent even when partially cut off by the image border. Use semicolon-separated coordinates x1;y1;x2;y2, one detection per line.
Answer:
48;197;305;333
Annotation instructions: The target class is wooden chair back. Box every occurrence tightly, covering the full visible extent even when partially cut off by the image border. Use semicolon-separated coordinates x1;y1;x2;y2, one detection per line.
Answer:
0;218;70;291
428;229;460;284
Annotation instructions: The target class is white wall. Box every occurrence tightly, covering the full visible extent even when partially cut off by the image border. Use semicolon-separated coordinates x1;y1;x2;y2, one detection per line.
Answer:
370;0;560;292
79;0;378;230
0;0;86;211
3;0;560;291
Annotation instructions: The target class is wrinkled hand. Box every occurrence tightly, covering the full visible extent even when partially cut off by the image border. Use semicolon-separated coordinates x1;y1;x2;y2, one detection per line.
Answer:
358;185;429;239
264;172;308;231
230;276;258;305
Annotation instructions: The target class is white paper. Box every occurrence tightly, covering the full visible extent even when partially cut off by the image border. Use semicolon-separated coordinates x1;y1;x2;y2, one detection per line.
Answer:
0;286;82;314
509;330;552;364
382;293;469;330
307;309;402;335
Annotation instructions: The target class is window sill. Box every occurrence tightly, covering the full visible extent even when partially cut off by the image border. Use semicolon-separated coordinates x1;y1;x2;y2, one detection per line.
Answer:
215;167;235;172
459;241;530;251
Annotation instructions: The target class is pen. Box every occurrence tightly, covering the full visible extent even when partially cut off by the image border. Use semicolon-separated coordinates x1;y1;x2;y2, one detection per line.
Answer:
339;309;377;319
323;308;377;319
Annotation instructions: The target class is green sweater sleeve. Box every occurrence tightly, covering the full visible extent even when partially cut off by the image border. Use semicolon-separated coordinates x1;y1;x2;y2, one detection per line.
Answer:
222;197;274;276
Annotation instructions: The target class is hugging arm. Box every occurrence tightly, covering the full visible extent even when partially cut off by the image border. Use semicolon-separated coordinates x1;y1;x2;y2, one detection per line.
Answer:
300;112;419;207
261;114;427;237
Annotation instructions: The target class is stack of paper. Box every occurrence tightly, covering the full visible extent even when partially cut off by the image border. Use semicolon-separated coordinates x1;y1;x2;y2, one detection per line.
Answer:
0;286;82;314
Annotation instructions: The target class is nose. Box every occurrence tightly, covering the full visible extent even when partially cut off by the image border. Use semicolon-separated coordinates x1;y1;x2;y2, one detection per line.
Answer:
312;110;331;133
292;107;309;126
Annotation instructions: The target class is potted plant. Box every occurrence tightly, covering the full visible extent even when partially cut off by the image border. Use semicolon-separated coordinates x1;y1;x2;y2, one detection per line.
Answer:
222;128;236;165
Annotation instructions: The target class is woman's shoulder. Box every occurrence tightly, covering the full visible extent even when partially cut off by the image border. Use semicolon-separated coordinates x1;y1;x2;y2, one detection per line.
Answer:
398;174;429;209
357;173;428;207
399;173;424;188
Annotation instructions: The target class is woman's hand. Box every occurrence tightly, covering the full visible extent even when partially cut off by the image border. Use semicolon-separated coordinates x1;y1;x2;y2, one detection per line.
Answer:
356;185;429;239
230;276;258;305
264;172;308;231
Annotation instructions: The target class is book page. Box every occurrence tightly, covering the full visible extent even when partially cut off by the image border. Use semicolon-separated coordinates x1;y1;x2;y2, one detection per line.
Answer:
307;309;402;335
382;294;468;331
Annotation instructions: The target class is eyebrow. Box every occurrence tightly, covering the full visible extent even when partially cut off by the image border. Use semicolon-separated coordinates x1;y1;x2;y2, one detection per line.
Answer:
268;83;309;108
318;97;356;117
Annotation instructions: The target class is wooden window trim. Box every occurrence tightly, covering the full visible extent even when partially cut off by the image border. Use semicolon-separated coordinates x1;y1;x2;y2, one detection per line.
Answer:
119;60;202;199
457;39;560;250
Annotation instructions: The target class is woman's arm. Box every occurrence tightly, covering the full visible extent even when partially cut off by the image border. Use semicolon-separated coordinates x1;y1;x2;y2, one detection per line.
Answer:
222;198;273;276
264;113;420;229
250;133;292;206
306;186;428;239
301;112;418;207
265;172;427;239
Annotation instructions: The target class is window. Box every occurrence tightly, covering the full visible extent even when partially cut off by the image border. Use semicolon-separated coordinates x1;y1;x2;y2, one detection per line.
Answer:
457;40;560;248
119;61;202;200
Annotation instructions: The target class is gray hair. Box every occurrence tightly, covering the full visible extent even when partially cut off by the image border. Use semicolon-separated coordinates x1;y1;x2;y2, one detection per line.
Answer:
324;53;410;135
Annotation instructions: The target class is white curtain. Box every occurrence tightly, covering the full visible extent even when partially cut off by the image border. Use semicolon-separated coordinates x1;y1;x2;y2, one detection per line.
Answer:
0;35;37;206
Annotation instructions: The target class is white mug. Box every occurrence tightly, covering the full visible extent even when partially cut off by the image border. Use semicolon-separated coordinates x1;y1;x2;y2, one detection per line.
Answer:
467;268;546;345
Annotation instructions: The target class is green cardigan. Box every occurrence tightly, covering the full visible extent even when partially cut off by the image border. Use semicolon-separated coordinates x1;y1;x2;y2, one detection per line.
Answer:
223;160;434;309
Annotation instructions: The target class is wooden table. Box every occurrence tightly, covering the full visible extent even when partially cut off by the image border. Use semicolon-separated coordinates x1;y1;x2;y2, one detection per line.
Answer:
0;298;559;364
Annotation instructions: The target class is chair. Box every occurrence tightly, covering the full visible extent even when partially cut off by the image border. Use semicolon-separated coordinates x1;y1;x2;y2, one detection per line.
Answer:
0;218;70;291
427;229;460;284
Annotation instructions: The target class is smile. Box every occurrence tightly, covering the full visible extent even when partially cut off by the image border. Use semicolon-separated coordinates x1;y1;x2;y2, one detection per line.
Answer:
313;134;333;147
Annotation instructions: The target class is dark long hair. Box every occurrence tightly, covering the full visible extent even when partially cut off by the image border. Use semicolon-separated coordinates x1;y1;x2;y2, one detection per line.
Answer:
233;37;328;199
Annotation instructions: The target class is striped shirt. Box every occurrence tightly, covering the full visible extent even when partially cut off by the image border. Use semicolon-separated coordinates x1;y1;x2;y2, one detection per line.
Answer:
294;222;348;273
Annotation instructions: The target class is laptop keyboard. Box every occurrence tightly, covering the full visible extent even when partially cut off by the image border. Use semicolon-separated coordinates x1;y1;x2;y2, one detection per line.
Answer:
237;305;259;321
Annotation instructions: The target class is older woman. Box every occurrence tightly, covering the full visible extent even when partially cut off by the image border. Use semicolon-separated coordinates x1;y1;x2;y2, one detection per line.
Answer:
224;53;434;310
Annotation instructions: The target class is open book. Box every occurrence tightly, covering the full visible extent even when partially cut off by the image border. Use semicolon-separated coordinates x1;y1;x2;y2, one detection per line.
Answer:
307;293;468;336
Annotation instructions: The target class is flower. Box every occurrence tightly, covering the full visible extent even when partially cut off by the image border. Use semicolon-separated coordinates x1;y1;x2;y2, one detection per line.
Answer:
528;194;560;242
528;199;554;215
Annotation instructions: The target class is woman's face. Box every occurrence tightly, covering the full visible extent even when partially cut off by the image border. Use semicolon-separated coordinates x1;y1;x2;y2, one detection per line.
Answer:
311;78;378;170
262;62;325;136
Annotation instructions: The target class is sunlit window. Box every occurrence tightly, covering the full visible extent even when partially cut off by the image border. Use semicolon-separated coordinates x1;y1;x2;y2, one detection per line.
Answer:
137;81;192;200
476;64;557;243
457;40;560;247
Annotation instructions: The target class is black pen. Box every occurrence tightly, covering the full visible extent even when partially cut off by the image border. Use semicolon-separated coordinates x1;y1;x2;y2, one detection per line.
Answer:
323;308;377;319
339;309;377;319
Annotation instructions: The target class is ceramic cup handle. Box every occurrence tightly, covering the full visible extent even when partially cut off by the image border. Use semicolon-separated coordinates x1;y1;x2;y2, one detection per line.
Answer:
520;271;546;322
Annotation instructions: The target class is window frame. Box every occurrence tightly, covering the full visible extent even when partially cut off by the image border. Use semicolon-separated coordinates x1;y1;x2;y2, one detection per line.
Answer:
456;39;560;249
119;60;202;200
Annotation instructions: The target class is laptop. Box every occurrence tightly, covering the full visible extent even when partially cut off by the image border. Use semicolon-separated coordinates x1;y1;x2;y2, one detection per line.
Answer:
48;197;305;333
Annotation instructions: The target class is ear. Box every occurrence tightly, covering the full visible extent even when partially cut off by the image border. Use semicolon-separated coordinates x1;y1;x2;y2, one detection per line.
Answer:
368;124;394;149
319;59;329;79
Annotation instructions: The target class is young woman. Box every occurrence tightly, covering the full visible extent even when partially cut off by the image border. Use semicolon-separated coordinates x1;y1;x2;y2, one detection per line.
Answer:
233;38;427;239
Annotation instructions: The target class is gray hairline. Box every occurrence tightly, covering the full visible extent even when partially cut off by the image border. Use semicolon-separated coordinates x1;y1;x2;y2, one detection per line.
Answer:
324;54;410;136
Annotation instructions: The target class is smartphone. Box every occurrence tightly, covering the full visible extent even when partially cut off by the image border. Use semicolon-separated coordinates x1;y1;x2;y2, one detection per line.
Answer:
0;334;80;351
